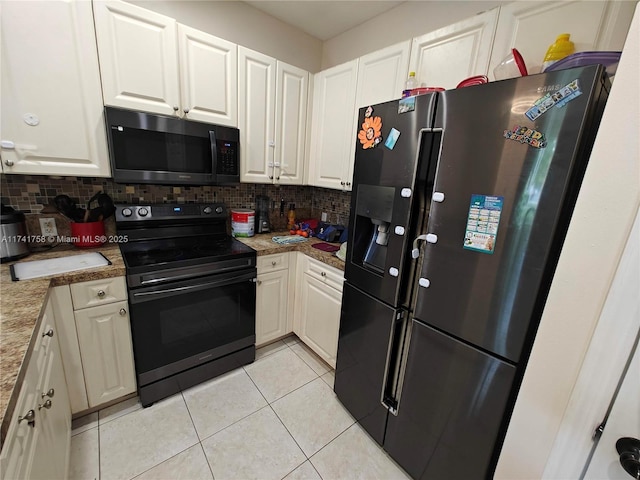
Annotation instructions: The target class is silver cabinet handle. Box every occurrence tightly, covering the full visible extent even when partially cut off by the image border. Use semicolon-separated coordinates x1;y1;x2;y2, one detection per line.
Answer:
346;182;351;187
4;159;14;167
42;388;55;399
173;106;179;111
38;399;52;410
321;272;326;277
97;290;106;298
271;261;276;266
340;181;345;186
119;308;127;316
183;108;190;114
42;329;54;338
18;409;35;427
257;280;262;286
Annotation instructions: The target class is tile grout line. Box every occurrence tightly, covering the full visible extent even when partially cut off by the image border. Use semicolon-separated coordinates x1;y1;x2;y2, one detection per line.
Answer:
178;390;217;480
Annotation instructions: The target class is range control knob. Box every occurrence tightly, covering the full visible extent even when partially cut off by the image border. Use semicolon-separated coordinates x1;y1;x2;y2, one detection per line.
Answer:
215;206;224;214
121;208;133;217
137;207;149;217
203;206;212;214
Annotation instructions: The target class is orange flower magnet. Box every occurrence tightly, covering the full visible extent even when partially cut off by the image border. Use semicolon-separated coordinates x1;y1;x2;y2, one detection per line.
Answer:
358;116;383;149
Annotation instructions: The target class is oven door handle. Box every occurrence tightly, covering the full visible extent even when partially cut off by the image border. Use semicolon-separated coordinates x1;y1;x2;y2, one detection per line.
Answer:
130;273;256;303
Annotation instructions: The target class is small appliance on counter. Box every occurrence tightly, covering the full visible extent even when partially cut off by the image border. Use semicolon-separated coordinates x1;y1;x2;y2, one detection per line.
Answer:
1;204;30;262
255;195;271;233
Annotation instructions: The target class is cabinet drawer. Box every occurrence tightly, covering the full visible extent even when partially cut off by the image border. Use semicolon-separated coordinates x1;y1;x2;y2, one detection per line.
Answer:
301;255;344;292
70;277;127;310
257;252;289;273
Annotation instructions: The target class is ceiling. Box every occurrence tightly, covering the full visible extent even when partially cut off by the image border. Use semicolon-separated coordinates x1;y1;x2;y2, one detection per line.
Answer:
245;1;404;41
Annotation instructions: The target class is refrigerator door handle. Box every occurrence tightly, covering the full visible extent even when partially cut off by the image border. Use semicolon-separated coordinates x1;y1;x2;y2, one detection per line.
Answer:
380;310;410;415
411;234;429;258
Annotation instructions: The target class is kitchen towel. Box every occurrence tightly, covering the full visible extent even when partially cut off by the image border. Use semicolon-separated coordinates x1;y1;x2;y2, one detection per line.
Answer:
272;235;308;245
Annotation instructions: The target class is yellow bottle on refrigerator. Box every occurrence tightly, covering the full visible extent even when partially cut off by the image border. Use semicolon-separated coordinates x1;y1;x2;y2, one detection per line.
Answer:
542;33;575;71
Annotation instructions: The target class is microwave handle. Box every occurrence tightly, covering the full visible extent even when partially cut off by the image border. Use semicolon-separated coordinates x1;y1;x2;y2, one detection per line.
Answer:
209;130;218;175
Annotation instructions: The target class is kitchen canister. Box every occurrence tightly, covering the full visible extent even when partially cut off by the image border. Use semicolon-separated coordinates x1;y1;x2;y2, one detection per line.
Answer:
231;209;255;237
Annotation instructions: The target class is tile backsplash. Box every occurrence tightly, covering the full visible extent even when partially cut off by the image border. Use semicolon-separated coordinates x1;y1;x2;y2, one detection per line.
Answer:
1;174;351;236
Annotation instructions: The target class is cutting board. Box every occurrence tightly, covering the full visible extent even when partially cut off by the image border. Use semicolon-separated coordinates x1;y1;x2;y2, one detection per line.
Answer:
10;252;111;281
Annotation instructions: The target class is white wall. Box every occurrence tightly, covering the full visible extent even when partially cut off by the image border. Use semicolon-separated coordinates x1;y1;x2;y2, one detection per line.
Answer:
321;1;506;69
495;4;640;478
129;0;323;72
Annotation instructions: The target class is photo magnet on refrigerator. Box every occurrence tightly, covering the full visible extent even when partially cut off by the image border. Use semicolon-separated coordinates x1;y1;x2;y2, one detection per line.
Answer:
503;125;546;148
385;128;401;150
398;97;416;114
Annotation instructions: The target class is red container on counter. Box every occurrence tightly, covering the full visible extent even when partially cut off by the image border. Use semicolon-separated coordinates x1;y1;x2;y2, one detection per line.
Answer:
71;221;105;247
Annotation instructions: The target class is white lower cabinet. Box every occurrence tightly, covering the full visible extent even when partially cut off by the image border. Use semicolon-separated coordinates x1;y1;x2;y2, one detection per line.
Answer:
0;298;71;480
294;254;344;368
52;276;136;413
256;253;294;346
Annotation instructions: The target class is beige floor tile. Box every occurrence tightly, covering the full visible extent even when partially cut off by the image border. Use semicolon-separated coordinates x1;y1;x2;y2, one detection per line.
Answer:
71;412;98;436
282;335;299;347
201;406;306;480
134;444;213;480
68;427;99;480
289;342;331;375
244;348;317;403
272;378;354;456
99;394;199;480
256;339;288;360
283;461;322;480
182;369;267;440
310;423;411;480
99;396;141;425
320;370;335;389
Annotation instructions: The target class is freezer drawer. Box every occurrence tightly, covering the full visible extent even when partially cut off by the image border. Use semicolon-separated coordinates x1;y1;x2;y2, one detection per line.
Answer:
334;282;399;445
384;320;516;479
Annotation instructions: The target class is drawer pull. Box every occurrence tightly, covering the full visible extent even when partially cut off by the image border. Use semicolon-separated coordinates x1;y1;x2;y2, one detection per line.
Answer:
97;290;106;298
119;308;127;316
271;261;276;266
42;388;55;399
257;280;262;286
321;272;326;277
38;399;52;410
18;409;35;427
42;329;54;338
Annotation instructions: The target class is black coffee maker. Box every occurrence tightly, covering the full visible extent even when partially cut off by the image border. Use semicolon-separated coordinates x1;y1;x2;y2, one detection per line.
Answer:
255;195;271;233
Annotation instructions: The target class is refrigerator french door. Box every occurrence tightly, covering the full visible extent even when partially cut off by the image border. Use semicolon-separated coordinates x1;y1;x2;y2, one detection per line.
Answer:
335;65;610;479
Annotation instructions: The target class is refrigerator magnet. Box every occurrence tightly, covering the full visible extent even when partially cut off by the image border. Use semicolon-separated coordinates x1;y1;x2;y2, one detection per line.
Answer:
364;105;374;118
503;126;547;149
526;79;582;120
398;97;416;114
384;128;401;150
463;194;504;254
358;116;383;149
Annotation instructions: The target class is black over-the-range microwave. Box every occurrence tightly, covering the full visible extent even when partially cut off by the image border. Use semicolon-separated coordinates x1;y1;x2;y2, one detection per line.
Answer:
104;107;240;186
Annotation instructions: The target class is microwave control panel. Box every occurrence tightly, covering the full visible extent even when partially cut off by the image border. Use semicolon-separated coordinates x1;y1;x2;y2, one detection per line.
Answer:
217;140;239;175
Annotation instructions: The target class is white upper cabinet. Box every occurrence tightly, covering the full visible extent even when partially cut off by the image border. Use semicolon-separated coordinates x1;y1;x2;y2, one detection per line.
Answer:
239;47;276;183
93;0;238;126
275;62;308;185
178;24;238;125
239;47;308;185
355;40;411;109
307;59;359;191
489;1;638;76
0;0;110;177
93;0;180;117
409;8;499;89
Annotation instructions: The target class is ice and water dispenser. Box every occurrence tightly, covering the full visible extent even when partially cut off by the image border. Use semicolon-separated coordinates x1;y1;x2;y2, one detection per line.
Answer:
351;184;395;275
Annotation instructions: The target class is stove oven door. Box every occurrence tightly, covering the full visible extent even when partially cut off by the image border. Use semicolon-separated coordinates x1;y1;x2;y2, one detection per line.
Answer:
127;267;256;396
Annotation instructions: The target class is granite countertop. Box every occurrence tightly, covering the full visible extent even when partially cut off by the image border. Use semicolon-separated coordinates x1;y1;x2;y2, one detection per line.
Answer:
0;243;125;448
237;232;345;271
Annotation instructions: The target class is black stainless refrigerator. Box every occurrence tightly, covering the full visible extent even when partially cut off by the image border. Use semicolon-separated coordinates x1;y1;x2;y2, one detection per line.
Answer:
334;65;610;479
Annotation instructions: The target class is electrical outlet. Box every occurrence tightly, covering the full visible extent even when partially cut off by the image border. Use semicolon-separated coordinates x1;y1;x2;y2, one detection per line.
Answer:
321;212;328;222
39;218;58;237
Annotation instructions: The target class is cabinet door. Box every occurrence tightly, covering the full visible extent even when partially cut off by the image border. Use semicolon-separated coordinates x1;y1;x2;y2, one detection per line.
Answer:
307;59;359;191
178;24;238;126
295;274;342;368
355;40;411;109
490;1;637;76
256;269;290;346
0;0;110;177
275;62;308;185
239;46;276;183
74;301;137;408
409;8;498;89
93;0;180;116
